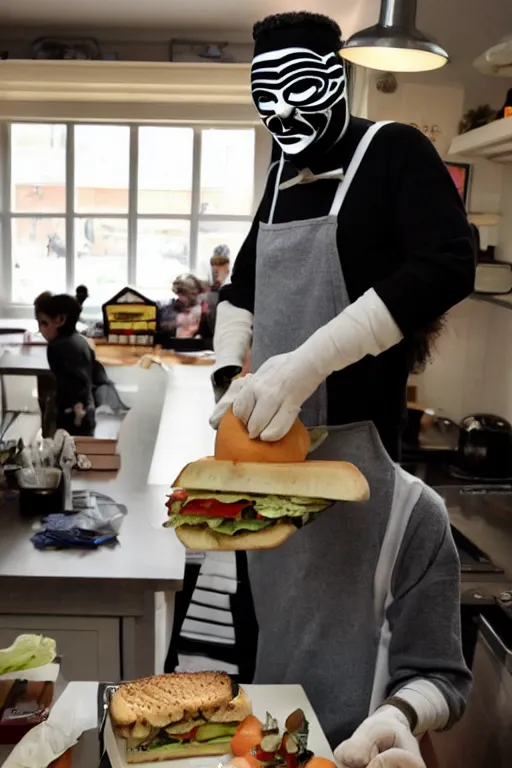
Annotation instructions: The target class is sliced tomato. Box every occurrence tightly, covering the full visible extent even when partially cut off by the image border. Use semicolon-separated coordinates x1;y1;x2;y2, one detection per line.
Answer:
253;746;278;761
168;489;188;505
183;499;251;518
231;715;264;756
170;727;199;741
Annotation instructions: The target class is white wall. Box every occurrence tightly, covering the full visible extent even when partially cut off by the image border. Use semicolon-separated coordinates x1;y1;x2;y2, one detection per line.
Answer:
367;67;511;422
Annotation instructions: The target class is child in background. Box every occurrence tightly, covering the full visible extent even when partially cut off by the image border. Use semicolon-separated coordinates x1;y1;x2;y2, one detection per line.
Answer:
34;292;96;436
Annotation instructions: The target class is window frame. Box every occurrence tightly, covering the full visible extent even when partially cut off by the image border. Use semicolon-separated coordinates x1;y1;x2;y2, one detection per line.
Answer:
2;120;260;313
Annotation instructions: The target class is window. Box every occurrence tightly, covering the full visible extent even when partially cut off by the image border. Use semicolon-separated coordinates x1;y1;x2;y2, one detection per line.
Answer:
6;123;256;306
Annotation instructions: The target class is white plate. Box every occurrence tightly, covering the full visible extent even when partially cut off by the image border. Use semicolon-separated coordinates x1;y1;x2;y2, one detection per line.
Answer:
105;683;333;768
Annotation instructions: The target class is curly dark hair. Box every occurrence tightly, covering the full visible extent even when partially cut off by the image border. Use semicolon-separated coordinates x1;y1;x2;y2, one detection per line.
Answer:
253;12;342;42
406;316;446;374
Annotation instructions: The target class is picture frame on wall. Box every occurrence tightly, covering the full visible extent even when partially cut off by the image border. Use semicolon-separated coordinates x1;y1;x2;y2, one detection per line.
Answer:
444;161;472;207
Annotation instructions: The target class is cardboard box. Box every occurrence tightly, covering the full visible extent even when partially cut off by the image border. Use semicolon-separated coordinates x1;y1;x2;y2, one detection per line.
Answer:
83;453;121;472
73;437;117;455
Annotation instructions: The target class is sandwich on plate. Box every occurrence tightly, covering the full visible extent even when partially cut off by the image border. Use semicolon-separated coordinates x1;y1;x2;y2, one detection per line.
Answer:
109;671;251;763
164;410;369;551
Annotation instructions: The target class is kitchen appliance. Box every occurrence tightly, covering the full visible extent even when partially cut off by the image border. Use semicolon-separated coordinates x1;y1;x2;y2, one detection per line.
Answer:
453;414;512;481
428;594;512;768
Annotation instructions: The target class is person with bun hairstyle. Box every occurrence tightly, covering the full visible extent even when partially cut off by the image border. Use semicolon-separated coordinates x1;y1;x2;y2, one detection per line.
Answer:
34;291;96;436
207;12;474;768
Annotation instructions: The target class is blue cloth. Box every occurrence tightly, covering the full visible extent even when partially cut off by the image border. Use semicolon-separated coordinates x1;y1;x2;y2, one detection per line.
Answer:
31;525;117;549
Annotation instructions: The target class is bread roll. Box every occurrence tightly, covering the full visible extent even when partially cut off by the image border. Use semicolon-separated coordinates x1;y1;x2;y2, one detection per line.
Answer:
175;522;297;551
215;408;310;463
174;459;369;502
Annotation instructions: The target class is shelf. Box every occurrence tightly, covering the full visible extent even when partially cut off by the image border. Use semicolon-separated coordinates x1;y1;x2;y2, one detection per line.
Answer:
471;292;512;309
468;213;500;227
0;59;252;106
449;119;512;162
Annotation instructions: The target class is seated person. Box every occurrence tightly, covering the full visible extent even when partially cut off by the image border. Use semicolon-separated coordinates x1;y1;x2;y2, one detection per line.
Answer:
210;245;231;290
159;274;212;344
34;292;96;437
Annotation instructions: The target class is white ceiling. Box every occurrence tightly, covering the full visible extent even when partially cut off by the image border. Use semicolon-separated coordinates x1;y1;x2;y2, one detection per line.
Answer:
0;0;511;65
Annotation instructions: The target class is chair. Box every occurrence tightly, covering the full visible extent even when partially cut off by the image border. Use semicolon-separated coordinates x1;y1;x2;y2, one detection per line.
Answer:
165;552;259;683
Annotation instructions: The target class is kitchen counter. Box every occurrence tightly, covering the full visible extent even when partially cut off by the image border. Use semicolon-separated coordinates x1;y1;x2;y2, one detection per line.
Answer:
0;364;216;682
404;461;512;599
0;681;333;768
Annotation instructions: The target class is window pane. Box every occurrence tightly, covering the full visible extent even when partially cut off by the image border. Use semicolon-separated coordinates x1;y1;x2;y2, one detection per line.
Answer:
138;127;193;214
136;219;190;300
75;217;128;305
11;124;66;213
200;129;254;215
197;220;251;282
12;217;66;303
75;126;129;214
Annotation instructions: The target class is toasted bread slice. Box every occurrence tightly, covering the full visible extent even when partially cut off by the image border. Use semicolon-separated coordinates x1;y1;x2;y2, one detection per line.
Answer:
110;672;243;730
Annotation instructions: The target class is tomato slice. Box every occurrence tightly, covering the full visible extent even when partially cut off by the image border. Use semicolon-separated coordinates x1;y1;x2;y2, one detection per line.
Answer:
184;499;251;518
171;727;198;741
168;489;188;504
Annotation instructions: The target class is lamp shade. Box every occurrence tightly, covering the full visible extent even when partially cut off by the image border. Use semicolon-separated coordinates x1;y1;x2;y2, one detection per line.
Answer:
341;0;448;73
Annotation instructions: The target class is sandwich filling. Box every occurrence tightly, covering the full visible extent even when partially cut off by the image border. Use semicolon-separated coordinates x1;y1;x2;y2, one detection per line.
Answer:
164;489;332;536
125;721;239;756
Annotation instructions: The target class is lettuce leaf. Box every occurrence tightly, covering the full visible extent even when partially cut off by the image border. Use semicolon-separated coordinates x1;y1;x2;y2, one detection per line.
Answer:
166;515;273;536
213;519;273;535
166;515;225;529
0;634;56;674
182;492;330;518
254;496;331;518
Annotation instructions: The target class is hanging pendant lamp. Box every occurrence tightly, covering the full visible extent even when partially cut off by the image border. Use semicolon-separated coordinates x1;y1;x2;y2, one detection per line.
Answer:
341;0;449;73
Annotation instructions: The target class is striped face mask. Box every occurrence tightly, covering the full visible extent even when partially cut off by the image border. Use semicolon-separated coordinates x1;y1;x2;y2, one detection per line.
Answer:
251;47;349;157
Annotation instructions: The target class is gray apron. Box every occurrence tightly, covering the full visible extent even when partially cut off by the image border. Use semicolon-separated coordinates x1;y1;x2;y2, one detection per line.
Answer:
251;121;390;427
248;122;421;744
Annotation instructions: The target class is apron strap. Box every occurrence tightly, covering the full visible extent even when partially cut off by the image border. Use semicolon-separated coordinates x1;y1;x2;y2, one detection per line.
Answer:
368;470;423;715
330;121;393;217
268;154;286;225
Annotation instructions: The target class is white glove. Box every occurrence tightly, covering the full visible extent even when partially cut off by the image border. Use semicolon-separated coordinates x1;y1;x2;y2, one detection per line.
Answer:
232;288;403;441
334;706;426;768
211;300;253;405
210;354;286;430
210;375;251;429
213;301;253;374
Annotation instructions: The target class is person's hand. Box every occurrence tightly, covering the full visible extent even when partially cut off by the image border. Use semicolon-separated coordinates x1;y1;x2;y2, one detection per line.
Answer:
334;707;426;768
210;375;251;430
231;349;324;441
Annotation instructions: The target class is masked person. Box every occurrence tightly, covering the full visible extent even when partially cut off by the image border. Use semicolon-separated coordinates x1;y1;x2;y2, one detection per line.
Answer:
210;12;474;768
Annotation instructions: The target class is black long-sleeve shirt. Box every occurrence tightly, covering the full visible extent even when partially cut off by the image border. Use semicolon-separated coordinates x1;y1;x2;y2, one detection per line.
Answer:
221;118;475;458
47;332;95;412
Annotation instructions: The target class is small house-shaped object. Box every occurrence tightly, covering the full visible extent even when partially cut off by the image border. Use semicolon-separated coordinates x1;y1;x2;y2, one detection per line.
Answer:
102;287;158;346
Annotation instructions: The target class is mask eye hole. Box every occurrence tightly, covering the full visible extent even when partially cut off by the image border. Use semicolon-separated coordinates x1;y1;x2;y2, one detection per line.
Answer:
287;85;318;104
252;90;276;114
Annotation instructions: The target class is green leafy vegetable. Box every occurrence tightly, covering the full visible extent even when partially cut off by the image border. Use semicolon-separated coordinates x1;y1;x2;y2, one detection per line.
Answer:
213;519;273;535
0;634;56;675
254;496;330;518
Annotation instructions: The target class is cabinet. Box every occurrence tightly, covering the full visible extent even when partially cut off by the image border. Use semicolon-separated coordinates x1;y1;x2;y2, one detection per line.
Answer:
0;615;120;681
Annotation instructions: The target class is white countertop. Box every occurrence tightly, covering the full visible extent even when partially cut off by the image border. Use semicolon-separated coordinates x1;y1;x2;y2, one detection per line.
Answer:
0;364;215;587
